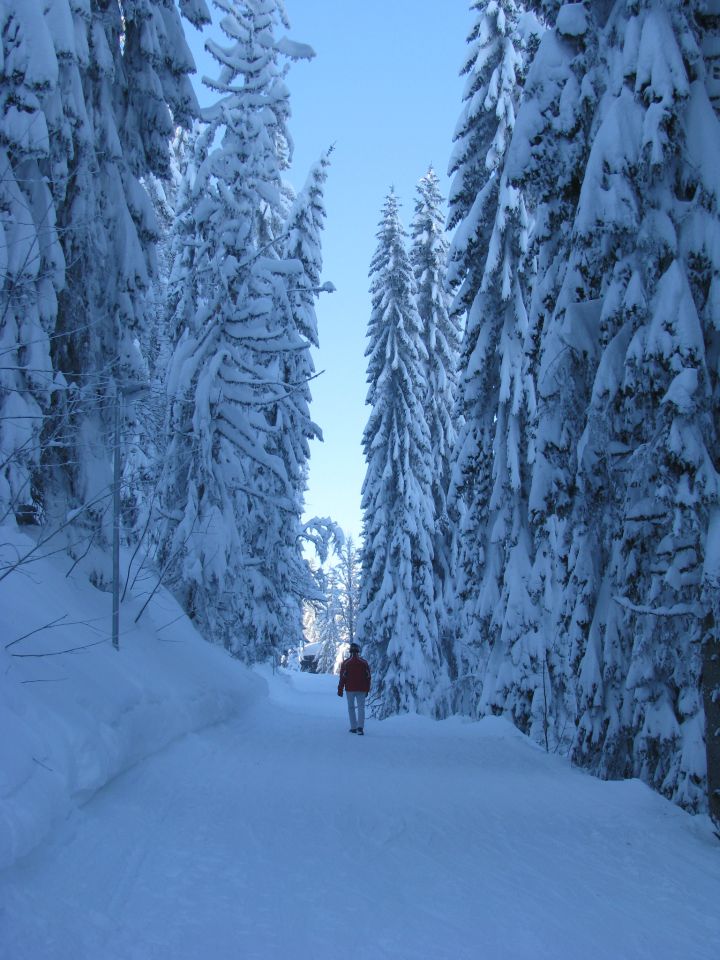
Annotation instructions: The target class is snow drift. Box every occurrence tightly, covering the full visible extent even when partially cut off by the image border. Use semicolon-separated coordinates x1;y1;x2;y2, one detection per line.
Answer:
0;526;265;871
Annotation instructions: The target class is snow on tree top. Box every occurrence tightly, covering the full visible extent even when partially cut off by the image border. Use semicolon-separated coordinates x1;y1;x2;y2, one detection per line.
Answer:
556;3;588;38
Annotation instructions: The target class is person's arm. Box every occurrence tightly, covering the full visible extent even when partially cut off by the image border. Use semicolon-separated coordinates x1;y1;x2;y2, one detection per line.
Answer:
337;663;345;697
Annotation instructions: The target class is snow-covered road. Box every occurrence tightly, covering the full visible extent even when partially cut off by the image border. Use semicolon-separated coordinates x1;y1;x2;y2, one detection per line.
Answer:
1;669;719;960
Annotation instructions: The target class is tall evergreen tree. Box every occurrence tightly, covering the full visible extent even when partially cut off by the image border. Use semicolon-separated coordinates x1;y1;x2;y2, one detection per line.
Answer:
305;533;361;674
334;534;361;648
271;149;334;634
410;167;460;656
446;0;720;820
34;0;208;576
358;191;444;717
491;0;600;749
447;0;525;316
447;0;539;716
123;131;194;543
0;0;206;567
560;0;720;814
314;569;344;673
157;0;324;657
0;1;63;521
471;102;538;739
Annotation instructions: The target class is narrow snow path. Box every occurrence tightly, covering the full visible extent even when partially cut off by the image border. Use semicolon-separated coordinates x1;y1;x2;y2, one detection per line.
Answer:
1;670;718;960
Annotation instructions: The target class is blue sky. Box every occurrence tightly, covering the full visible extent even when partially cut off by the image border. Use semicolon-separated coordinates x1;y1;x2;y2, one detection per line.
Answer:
187;1;470;542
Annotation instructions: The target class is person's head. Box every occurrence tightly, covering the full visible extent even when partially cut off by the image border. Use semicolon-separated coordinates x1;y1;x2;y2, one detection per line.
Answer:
349;642;361;656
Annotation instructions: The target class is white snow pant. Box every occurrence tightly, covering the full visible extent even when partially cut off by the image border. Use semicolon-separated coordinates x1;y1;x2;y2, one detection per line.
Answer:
346;691;366;730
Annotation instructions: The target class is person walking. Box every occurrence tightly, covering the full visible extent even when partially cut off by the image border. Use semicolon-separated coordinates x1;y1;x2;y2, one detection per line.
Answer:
337;643;371;735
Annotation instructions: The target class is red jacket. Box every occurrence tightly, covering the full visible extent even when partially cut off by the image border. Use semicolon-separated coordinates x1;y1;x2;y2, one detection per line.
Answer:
338;654;371;694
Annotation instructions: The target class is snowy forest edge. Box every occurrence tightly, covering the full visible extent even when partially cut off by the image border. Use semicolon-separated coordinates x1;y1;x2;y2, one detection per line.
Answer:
1;0;719;830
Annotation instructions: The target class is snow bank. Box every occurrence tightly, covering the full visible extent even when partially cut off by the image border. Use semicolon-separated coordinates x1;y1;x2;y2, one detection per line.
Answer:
0;526;266;871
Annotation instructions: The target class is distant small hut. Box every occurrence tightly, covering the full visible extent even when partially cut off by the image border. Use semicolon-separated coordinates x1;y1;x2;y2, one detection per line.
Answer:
299;641;322;673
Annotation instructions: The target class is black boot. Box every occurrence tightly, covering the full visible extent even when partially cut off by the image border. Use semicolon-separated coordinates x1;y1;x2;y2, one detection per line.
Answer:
357;728;364;736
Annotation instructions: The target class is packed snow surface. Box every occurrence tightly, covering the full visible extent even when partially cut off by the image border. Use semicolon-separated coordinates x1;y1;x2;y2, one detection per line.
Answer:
1;669;719;960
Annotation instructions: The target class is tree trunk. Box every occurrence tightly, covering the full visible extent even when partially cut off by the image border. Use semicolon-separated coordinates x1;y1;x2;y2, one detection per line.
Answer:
702;611;720;833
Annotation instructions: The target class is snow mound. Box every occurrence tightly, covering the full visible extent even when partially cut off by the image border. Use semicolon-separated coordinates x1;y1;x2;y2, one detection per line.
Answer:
0;527;266;871
556;3;588;37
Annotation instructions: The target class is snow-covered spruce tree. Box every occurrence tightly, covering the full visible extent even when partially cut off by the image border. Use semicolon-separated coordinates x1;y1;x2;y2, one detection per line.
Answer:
410;167;460;663
556;0;720;815
121;131;195;544
488;1;601;749
305;531;360;672
446;0;539;716
470;109;539;739
446;0;527;318
357;191;445;717
547;0;664;787
314;569;344;673
269;149;334;633
34;0;209;579
158;0;323;657
492;0;720;813
334;534;361;648
0;1;64;523
145;129;193;384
